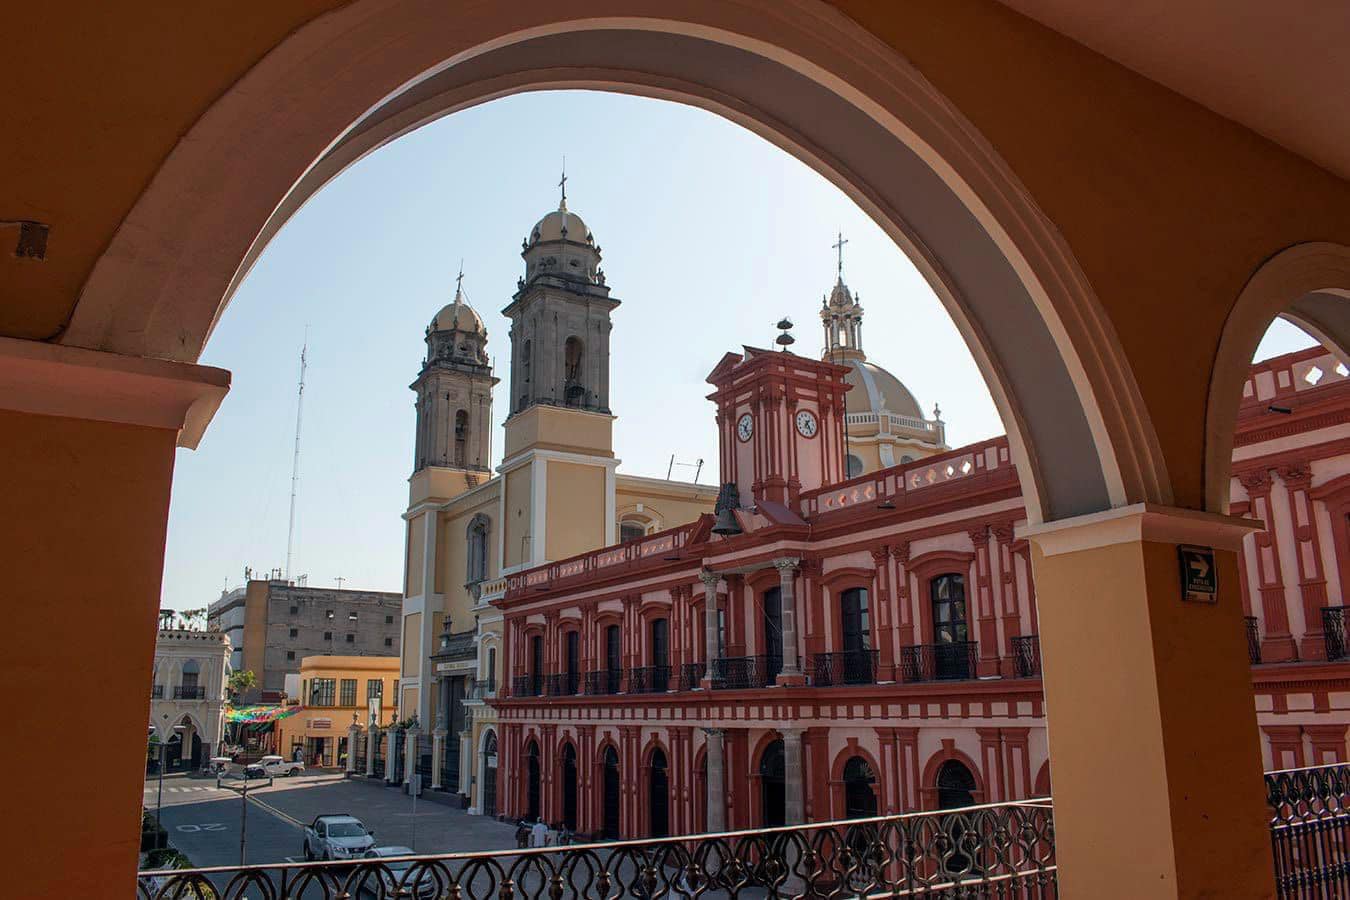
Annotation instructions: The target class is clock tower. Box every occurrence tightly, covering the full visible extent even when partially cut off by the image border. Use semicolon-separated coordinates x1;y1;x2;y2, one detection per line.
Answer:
706;346;851;513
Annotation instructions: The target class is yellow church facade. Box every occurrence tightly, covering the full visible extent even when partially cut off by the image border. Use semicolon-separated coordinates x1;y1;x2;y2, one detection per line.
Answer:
396;198;716;812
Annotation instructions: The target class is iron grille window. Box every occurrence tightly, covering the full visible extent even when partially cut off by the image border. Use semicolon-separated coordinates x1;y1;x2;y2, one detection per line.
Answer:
286;651;295;661
339;679;357;706
310;678;336;706
384;637;393;647
367;679;384;699
289;628;298;638
324;632;332;641
289;606;299;615
345;634;355;643
385;615;393;624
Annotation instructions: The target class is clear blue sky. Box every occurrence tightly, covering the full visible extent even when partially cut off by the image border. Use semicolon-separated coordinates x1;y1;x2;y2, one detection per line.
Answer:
159;90;1316;610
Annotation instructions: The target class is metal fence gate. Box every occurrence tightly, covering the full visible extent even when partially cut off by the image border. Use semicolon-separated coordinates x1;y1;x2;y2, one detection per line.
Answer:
1269;762;1350;898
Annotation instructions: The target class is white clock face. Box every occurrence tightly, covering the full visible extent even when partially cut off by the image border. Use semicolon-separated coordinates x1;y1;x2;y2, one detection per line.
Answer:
736;413;754;442
795;410;819;437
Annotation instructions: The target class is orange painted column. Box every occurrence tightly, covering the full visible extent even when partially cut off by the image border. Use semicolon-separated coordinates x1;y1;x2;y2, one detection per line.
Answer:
0;337;228;900
1025;505;1275;899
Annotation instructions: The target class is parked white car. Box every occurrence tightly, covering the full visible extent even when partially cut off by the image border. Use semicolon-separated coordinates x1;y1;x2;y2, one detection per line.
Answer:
254;754;305;777
303;814;376;861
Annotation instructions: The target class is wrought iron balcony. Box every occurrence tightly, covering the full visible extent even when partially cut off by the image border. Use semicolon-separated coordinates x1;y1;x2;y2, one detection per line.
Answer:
679;661;706;691
584;669;623;696
1323;606;1348;661
150;685;163;699
711;654;781;690
898;641;978;683
1011;635;1041;678
1245;616;1262;665
138;800;1058;898
511;674;544;697
809;649;879;686
626;665;671;694
546;672;581;697
1268;761;1350;896
172;685;206;700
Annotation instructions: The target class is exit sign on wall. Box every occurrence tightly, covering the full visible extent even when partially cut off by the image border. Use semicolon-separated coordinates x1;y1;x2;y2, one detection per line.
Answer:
1178;545;1218;603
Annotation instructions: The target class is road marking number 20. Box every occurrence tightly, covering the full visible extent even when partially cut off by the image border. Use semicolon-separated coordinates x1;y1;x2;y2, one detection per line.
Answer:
175;823;227;832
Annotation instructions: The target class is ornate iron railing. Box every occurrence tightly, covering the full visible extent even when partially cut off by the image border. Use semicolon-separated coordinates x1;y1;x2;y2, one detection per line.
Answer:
513;674;545;697
371;734;385;775
466;677;498;701
1011;636;1041;678
151;684;164;699
679;662;706;691
627;665;672;694
711;654;781;690
1267;762;1350;897
546;673;582;697
809;650;879;686
137;799;1057;898
899;642;978;683
173;685;206;700
353;732;368;773
585;669;624;696
1323;607;1348;662
1246;616;1263;665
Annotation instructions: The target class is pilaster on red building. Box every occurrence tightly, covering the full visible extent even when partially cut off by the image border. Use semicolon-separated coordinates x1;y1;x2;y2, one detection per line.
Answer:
489;341;1350;841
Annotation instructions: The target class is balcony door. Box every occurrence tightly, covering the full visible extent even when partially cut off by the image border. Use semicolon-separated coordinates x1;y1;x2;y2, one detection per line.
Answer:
762;587;783;680
605;624;622;692
840;588;870;651
759;739;786;828
530;634;544;695
930;574;970;679
565;630;580;693
525;740;541;820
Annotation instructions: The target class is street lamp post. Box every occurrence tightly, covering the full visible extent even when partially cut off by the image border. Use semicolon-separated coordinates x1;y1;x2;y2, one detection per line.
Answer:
154;723;186;845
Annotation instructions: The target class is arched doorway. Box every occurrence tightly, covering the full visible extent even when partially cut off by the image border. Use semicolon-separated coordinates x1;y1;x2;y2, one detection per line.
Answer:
601;746;621;839
759;739;785;828
525;739;541;821
561;743;578;832
843;756;878;818
648;748;669;838
481;730;498;818
936;760;977;810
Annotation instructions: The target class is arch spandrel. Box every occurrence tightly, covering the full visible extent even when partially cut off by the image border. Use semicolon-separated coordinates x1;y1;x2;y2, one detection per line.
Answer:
65;0;1170;524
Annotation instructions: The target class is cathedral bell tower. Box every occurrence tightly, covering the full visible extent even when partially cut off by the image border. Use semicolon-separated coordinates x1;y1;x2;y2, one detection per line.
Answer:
410;274;498;494
706;343;851;514
497;180;621;572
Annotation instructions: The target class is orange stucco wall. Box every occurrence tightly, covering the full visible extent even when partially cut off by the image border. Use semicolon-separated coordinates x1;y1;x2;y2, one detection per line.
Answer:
0;409;178;896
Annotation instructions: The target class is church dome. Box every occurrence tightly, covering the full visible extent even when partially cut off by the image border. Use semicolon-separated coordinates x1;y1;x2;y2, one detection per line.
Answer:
529;207;594;246
430;294;485;335
839;358;925;419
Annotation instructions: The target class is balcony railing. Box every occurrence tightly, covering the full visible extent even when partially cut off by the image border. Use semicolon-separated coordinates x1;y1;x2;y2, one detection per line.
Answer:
626;665;671;694
511;674;544;697
138;800;1057;898
898;642;978;683
172;685;206;700
1323;606;1348;661
1011;635;1041;678
150;685;164;699
465;677;497;701
584;669;623;696
1245;616;1262;665
1268;762;1350;898
546;672;581;697
679;662;706;691
809;650;879;686
711;654;780;690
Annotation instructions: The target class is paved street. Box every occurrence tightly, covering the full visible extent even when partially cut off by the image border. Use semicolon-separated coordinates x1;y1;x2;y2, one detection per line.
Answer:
142;772;519;872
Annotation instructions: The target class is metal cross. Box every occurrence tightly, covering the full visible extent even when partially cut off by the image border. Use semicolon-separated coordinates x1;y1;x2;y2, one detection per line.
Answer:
832;231;849;278
455;261;464;297
558;158;568;206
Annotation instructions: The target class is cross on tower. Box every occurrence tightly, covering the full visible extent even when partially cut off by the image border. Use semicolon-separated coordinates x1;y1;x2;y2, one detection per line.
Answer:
455;260;465;298
558;158;568;209
832;231;849;279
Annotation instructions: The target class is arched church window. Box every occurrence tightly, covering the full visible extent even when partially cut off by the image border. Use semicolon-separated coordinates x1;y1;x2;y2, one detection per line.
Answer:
564;337;585;406
454;410;468;468
619;520;645;543
466;515;489;584
846;454;865;478
180;659;200;691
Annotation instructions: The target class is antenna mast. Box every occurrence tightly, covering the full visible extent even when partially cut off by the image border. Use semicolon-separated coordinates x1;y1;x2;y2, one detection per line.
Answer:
285;336;308;581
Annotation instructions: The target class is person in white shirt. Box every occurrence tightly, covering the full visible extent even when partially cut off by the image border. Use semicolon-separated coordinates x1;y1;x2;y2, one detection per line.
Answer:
529;818;549;848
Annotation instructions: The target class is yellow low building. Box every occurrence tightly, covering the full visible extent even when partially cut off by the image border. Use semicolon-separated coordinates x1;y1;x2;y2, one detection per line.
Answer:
276;655;400;768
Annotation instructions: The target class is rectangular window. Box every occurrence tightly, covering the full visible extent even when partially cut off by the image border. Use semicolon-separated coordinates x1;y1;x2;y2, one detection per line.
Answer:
384;637;393;647
289;605;299;615
286;650;295;661
345;633;355;643
367;679;384;699
323;632;332;641
326;610;335;619
310;678;336;706
385;615;393;624
339;679;357;707
289;628;298;638
349;612;358;622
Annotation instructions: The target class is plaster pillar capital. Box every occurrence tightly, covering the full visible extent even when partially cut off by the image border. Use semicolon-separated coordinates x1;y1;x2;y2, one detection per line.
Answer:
699;568;722;588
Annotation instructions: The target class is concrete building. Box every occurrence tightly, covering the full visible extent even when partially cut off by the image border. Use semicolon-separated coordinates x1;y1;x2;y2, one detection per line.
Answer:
149;629;231;772
207;579;401;697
